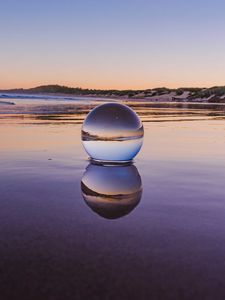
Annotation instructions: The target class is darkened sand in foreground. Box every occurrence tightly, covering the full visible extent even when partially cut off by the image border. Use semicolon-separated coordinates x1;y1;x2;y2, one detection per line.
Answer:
1;98;225;299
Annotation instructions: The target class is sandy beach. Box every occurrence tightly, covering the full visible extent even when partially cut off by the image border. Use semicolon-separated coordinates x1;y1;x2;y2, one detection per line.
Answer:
1;98;225;299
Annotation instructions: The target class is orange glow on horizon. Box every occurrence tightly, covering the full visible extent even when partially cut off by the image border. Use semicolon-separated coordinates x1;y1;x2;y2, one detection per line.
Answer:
0;80;220;91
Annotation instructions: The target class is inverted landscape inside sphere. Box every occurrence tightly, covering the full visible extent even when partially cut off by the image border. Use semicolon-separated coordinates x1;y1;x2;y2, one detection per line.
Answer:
82;103;144;162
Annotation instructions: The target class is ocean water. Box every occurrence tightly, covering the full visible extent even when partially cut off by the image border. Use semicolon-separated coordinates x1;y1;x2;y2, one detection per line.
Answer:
1;98;225;299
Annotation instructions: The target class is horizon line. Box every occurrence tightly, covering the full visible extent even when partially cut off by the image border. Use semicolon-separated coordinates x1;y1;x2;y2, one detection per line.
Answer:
1;83;225;91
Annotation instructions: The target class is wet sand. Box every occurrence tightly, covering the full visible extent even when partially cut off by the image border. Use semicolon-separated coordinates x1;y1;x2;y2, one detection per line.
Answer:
1;99;225;299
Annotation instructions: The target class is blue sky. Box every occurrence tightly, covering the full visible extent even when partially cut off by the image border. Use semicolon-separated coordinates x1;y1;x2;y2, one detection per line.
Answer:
1;0;225;89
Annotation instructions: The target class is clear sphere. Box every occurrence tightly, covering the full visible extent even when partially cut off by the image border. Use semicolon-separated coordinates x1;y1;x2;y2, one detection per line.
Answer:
81;163;142;219
82;103;144;162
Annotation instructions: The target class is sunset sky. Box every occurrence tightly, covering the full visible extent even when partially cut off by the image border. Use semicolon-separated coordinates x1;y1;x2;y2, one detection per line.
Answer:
1;0;225;90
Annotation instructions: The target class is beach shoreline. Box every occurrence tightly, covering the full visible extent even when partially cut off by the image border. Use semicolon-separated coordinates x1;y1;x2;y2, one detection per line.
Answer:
0;100;15;105
1;92;225;104
1;84;225;103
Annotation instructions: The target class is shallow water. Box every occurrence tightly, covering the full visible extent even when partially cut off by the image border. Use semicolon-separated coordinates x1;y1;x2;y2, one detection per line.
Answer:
1;99;225;299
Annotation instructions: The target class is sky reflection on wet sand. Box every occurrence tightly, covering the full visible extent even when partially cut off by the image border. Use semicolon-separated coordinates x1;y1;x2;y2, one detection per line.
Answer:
1;100;225;299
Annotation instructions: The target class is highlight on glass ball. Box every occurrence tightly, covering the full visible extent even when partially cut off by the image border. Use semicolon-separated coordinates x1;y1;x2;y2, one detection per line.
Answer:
81;103;144;162
81;163;142;219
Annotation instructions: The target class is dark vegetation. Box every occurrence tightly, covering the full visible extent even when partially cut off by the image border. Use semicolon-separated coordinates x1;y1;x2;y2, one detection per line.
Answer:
1;85;225;102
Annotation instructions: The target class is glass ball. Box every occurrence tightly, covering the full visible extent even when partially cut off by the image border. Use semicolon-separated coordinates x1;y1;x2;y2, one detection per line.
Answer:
81;103;144;162
81;163;142;219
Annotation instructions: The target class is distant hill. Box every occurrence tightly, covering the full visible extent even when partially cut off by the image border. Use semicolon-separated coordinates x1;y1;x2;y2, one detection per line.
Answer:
1;84;225;102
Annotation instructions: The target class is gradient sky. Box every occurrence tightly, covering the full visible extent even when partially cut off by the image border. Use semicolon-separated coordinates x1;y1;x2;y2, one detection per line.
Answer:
1;0;225;89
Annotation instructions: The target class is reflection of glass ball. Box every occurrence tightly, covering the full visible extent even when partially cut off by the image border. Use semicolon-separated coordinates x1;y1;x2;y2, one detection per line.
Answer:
82;103;144;162
81;163;142;219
